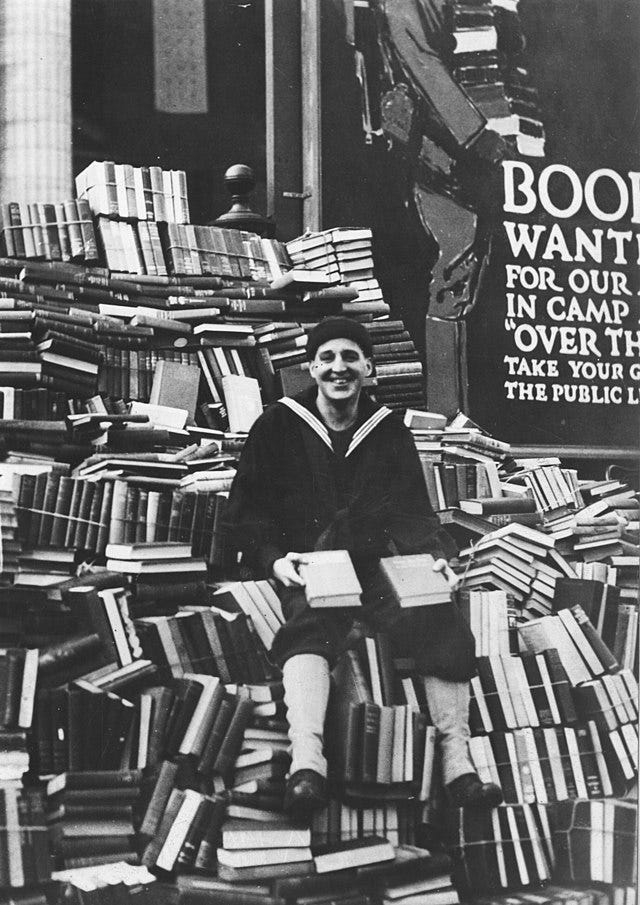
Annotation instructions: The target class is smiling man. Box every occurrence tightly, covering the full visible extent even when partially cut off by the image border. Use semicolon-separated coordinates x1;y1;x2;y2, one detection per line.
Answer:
227;317;502;819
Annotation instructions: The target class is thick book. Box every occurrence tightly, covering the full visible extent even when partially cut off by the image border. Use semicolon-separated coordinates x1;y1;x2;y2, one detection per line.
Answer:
313;836;395;873
379;554;451;607
104;541;192;561
221;820;311;851
300;550;363;608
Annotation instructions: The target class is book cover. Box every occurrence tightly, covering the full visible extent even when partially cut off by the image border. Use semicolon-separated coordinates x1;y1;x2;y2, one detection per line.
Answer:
300;550;363;608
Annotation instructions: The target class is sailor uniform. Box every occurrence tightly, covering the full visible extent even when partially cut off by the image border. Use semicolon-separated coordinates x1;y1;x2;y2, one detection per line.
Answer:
226;387;476;682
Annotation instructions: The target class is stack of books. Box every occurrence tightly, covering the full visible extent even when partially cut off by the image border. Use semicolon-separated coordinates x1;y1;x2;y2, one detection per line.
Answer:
46;771;142;869
473;888;633;905
328;645;438;797
0;163;636;905
76;162;190;224
104;541;207;586
284;230;424;409
0;199;98;262
442;1;546;157
215;819;313;883
552;798;637;889
0;786;51;887
140;788;225;874
212;582;285;653
136;603;274;685
455;523;574;614
450;802;554;895
367;321;425;410
382;866;460;905
311;798;411;848
52;861;159;905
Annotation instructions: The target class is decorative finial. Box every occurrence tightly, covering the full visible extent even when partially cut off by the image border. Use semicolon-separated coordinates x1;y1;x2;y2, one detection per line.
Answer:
211;164;274;237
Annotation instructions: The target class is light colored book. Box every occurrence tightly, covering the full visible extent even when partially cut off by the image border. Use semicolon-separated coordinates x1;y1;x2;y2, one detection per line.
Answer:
221;374;263;433
300;550;362;608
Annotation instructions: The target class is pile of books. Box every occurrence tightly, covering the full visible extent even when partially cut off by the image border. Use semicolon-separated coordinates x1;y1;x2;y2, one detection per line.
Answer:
450;802;554;894
0;786;51;886
215;818;313;883
286;227;377;287
0;199;98;263
53;862;159;905
0;165;636;905
46;771;142;869
76;162;190;224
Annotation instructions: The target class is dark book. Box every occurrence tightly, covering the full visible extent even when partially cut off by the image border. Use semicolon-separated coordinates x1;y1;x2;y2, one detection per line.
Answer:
213;697;254;780
143;685;175;765
197;696;236;778
1;650;23;727
49;475;74;547
141;787;185;869
359;702;381;785
569;603;619;673
552;577;605;622
16;473;36;540
191;795;228;873
65;586;120;668
138;760;179;838
72;481;96;550
541;649;578;724
47;770;143;795
164;678;203;757
519;652;557;727
36;472;61;547
573;724;604;798
476;657;507;731
175;794;217;871
38;634;102;683
63;479;84;548
488;732;518;804
530;727;556;803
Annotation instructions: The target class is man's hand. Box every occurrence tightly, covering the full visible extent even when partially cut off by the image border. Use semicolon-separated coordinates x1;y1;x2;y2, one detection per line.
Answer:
433;557;460;591
273;552;308;587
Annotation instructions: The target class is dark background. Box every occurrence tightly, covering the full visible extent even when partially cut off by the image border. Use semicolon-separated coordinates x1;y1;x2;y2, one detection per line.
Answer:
72;0;640;447
466;0;640;447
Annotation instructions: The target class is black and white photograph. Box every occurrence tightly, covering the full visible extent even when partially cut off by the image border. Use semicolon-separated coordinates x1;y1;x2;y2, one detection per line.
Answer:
0;1;636;904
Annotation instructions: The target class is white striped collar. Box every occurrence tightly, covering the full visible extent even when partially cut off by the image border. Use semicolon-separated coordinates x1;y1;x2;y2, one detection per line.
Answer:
345;405;392;457
278;396;392;457
278;397;333;450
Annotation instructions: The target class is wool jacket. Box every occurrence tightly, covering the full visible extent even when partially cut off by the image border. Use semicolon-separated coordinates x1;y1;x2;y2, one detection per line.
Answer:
226;388;476;680
226;387;457;574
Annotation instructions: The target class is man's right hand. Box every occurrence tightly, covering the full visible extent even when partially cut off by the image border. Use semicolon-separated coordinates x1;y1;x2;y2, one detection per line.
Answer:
272;552;308;587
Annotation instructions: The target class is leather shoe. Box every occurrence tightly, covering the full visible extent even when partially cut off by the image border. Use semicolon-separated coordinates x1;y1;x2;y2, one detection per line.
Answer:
283;769;327;821
447;772;503;809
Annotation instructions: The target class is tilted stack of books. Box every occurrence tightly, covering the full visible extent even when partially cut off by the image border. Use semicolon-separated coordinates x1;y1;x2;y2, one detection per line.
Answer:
285;229;425;410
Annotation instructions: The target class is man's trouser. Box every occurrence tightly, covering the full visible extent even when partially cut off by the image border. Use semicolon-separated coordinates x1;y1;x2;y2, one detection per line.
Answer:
272;565;476;784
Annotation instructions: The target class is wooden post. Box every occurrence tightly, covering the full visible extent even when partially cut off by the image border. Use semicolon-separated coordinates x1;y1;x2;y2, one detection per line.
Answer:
301;0;322;231
265;0;303;240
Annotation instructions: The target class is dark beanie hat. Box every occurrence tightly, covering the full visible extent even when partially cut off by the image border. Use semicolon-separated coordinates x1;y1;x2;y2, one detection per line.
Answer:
306;316;373;361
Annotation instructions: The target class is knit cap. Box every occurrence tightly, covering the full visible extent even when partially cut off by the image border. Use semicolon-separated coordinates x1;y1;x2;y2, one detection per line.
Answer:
306;316;373;361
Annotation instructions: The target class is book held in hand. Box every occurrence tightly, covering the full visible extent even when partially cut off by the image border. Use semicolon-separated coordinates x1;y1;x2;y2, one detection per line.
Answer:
379;554;451;607
299;550;363;608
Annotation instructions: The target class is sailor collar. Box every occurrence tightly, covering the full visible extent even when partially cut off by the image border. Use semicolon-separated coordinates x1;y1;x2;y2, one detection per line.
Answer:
278;392;393;458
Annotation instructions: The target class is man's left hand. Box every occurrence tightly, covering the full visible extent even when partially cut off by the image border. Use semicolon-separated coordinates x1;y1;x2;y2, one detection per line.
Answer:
433;557;460;590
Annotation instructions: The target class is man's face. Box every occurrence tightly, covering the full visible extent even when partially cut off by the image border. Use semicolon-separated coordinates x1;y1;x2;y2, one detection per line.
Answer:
309;337;372;406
